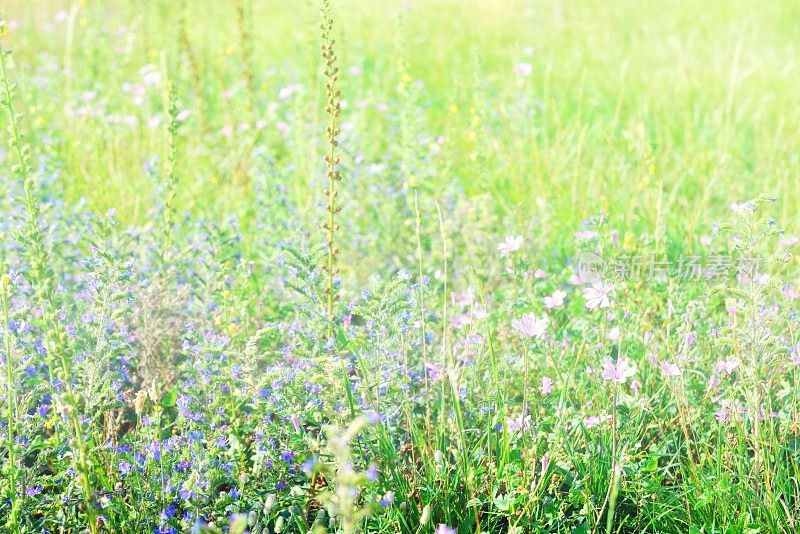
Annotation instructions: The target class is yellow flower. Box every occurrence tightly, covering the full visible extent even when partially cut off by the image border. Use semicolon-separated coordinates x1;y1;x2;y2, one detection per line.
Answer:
0;21;7;38
0;273;10;288
228;323;238;334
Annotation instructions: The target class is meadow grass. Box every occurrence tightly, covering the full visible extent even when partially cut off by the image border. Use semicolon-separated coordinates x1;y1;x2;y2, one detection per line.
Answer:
3;0;800;233
1;1;800;533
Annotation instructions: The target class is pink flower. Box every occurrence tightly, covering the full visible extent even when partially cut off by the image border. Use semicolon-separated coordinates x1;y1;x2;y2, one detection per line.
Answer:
514;62;532;77
606;326;620;342
511;313;549;339
141;68;161;86
707;374;721;391
659;361;682;377
583;281;613;310
715;405;732;424
631;380;641;395
601;357;637;384
342;315;352;329
782;285;799;300
541;376;553;395
497;235;524;257
425;362;444;383
575;230;598;241
791;342;800;366
540;455;549;474
714;359;740;374
533;268;547;279
505;414;531;433
780;235;799;247
543;290;566;309
435;525;457;534
290;415;301;433
584;414;612;428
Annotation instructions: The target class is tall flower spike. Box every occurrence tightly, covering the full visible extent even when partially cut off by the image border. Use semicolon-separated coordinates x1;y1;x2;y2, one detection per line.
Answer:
162;81;180;265
320;0;342;325
0;23;99;533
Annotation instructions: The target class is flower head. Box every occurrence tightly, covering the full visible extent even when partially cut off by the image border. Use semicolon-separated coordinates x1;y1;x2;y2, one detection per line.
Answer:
514;62;532;77
714;358;741;374
505;414;532;433
791;342;800;366
583;281;613;310
659;361;682;377
601;357;637;384
541;376;553;395
511;313;549;339
497;236;524;257
543;290;566;309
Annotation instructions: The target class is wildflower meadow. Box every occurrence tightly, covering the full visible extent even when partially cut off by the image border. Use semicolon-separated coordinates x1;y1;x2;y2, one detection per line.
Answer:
2;1;800;532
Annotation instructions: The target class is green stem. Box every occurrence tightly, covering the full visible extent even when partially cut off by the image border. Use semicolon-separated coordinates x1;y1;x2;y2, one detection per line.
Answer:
1;275;19;531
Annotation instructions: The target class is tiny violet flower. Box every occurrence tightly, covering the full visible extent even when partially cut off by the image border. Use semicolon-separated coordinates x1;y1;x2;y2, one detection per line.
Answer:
366;464;379;482
435;525;457;534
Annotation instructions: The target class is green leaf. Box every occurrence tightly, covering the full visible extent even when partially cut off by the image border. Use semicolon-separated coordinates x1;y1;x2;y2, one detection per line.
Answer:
161;387;178;407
